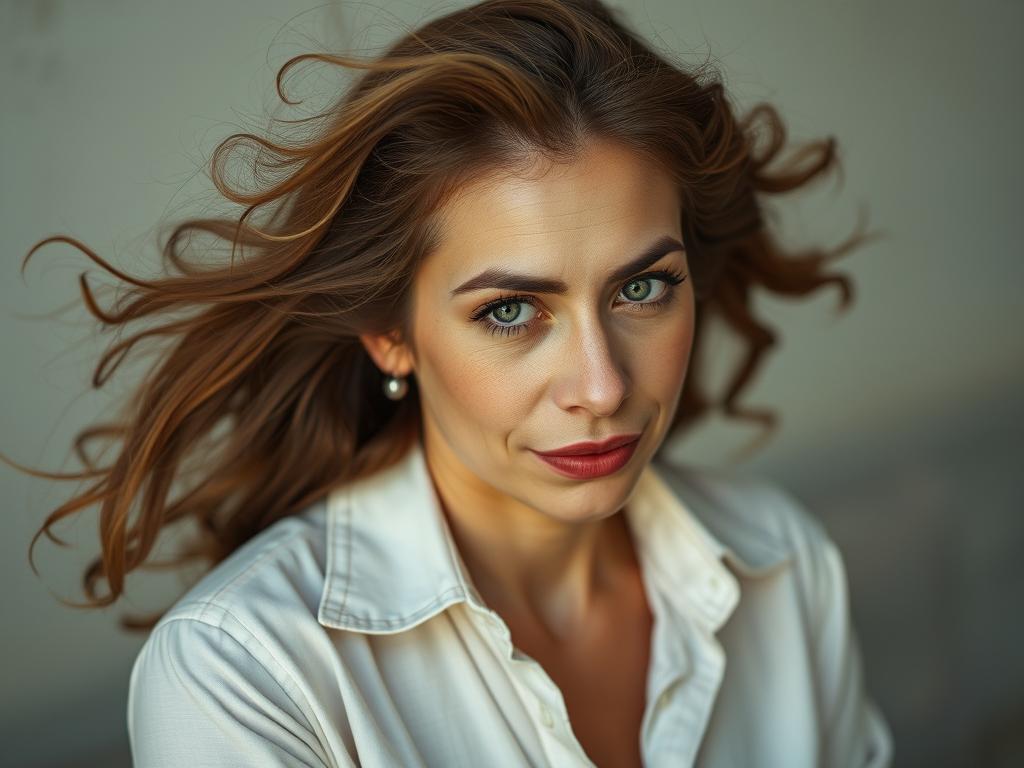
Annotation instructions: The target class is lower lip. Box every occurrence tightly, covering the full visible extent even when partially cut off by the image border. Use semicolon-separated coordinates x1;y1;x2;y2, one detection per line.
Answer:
532;439;640;480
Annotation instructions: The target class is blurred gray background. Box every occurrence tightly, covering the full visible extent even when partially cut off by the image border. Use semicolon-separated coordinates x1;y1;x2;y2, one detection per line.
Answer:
2;0;1021;766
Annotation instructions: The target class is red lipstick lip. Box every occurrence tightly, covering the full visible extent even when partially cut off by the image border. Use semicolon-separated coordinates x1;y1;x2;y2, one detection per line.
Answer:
534;432;642;457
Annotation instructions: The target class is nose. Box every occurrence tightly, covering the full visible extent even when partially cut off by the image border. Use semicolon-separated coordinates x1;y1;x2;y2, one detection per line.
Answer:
551;314;631;417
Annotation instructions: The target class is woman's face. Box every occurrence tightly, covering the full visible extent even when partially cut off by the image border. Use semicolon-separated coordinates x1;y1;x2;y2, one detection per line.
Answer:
368;138;695;523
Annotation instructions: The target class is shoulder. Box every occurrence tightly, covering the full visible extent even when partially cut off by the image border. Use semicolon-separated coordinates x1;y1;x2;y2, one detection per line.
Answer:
153;497;330;634
129;498;332;714
653;457;836;582
127;499;342;766
655;460;894;764
652;458;865;654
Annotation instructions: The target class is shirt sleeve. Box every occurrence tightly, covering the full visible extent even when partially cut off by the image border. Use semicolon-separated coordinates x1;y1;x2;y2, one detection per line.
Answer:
812;530;895;768
127;615;349;768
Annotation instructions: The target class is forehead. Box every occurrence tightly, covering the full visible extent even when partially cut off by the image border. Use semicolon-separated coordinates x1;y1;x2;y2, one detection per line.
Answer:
430;140;682;275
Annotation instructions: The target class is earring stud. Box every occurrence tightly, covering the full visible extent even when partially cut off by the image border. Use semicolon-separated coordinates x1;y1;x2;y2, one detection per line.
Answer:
382;372;408;400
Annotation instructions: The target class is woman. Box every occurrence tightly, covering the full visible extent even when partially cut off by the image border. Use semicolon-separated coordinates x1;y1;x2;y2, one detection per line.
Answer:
14;0;892;765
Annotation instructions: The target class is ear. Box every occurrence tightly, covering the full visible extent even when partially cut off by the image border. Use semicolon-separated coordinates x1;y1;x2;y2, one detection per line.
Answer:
358;329;416;378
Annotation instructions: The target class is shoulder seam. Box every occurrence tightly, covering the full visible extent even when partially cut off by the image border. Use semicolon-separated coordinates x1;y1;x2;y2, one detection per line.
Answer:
171;520;319;626
154;611;330;750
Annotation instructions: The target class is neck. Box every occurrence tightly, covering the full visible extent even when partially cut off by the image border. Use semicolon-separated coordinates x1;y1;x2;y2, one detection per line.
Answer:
422;431;640;641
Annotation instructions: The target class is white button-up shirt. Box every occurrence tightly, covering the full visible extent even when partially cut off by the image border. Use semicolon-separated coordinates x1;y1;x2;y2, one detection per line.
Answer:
127;438;893;767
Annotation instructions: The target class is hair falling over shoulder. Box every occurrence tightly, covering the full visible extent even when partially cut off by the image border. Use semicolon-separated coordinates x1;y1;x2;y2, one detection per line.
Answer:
6;0;877;632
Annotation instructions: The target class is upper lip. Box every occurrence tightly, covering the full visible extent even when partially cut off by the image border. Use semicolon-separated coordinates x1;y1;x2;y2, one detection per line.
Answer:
534;432;642;456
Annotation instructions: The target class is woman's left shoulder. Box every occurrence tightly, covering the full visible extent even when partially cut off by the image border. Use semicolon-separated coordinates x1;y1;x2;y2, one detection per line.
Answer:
654;459;895;765
652;457;842;580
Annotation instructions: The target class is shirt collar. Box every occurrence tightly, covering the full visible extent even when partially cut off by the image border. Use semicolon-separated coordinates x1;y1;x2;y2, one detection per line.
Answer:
317;438;793;635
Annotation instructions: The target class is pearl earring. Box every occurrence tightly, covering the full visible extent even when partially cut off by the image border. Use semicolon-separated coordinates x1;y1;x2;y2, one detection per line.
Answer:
382;372;408;400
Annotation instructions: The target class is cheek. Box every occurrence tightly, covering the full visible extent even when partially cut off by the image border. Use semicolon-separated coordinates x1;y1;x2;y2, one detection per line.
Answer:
418;323;539;432
638;308;695;398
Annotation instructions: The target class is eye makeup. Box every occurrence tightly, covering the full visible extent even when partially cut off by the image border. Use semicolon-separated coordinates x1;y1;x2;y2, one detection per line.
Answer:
469;268;687;338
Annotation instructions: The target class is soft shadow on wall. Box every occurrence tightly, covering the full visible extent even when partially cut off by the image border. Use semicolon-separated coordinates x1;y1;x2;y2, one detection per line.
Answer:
749;372;1024;768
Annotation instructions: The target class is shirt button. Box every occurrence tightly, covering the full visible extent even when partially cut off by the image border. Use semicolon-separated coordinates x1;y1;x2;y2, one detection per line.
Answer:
539;703;555;729
707;574;723;594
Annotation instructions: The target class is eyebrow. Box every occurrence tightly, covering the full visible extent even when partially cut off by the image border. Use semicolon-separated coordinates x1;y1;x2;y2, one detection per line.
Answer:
448;235;686;298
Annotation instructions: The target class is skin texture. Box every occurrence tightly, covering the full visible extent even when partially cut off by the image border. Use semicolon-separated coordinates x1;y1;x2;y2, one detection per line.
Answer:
360;137;695;643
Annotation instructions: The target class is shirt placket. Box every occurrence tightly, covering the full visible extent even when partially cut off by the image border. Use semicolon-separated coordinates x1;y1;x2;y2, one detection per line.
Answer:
643;567;740;767
523;659;599;767
469;603;599;767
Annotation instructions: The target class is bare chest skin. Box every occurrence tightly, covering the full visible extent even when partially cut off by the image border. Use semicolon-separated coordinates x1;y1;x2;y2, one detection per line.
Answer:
501;565;654;768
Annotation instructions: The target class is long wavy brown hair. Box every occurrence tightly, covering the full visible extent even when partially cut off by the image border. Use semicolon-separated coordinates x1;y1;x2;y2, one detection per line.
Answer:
7;0;874;632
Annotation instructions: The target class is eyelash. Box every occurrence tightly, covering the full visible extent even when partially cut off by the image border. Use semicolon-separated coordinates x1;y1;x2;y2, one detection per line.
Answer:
470;268;688;338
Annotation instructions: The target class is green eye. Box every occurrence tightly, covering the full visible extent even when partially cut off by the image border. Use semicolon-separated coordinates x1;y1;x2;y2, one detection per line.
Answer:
472;269;687;338
492;301;525;324
621;278;658;302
